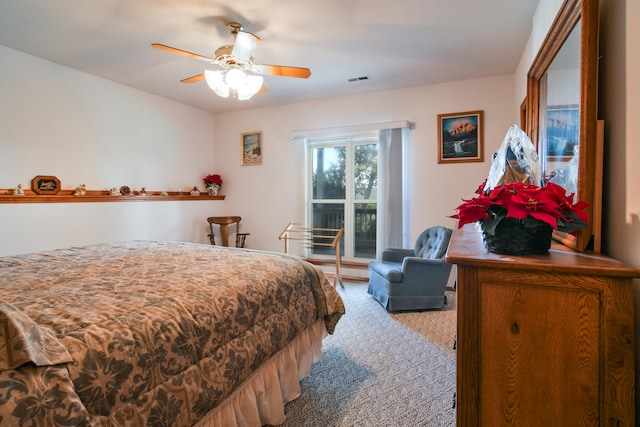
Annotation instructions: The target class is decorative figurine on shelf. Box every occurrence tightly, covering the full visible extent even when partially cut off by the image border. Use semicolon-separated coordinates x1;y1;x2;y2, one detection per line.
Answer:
73;184;87;196
13;184;25;196
109;187;120;196
140;187;148;196
203;174;222;196
190;186;200;196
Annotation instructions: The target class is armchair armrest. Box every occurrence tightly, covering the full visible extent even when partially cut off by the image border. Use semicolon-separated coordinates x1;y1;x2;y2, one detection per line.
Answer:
382;248;415;263
402;256;452;285
401;256;447;269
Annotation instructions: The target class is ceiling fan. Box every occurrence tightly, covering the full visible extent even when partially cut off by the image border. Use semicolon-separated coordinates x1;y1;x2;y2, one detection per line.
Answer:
152;22;311;100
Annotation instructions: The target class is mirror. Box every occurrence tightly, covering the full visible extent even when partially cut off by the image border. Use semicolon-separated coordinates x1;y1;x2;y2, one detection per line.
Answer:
539;22;580;195
525;0;600;252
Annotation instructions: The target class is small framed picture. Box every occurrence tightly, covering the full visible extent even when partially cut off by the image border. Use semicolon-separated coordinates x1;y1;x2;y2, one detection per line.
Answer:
545;106;579;161
241;131;263;166
437;110;484;164
31;175;61;195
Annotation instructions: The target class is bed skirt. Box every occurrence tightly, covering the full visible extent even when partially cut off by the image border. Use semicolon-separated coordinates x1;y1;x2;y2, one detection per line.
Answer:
195;319;327;427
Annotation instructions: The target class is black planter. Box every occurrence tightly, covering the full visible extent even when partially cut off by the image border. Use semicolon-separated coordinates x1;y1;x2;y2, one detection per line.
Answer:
481;218;553;255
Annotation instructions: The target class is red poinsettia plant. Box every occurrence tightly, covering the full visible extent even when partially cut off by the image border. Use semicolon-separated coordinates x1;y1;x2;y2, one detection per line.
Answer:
451;180;589;236
203;174;223;187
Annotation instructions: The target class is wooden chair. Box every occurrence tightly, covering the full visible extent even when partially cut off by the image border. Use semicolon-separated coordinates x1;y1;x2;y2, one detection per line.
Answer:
207;216;250;248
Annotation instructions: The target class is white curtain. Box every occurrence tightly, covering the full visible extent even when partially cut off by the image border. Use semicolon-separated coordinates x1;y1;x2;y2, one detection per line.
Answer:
376;128;405;259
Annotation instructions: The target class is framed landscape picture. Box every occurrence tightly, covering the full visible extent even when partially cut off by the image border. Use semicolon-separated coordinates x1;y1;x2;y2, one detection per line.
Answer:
545;106;579;161
437;110;484;164
241;131;262;166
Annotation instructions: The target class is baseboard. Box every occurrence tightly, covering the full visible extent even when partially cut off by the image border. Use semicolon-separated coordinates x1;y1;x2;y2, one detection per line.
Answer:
304;258;368;283
304;258;368;269
340;275;369;283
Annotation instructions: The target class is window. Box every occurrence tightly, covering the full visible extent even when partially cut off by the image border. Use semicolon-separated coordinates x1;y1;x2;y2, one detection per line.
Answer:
307;132;378;261
295;121;407;261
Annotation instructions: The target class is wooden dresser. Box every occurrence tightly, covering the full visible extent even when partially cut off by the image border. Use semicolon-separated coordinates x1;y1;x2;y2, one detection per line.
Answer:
445;224;638;426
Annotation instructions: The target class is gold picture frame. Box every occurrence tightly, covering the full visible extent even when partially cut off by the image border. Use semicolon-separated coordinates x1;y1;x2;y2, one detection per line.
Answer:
241;131;263;166
437;110;484;164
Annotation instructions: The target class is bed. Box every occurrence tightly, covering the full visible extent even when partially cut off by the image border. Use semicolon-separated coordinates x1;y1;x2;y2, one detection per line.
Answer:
0;240;345;426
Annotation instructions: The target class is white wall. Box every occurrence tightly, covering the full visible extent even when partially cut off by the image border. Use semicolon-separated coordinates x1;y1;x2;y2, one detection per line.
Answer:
0;44;517;258
598;0;640;412
214;75;517;253
626;0;640;220
513;0;564;116
532;0;566;53
0;45;223;256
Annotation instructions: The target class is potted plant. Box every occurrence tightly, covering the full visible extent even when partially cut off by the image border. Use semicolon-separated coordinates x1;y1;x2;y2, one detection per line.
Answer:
451;180;589;254
203;174;223;196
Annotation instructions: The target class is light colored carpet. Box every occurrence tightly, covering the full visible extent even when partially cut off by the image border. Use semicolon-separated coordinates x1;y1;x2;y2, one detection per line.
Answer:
274;282;457;427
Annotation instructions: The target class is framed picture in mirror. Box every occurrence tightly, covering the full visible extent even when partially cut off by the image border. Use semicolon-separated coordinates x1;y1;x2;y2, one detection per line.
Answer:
546;105;579;161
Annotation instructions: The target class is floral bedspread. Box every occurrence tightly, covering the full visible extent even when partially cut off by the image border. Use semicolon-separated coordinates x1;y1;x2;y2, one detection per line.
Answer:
0;241;344;426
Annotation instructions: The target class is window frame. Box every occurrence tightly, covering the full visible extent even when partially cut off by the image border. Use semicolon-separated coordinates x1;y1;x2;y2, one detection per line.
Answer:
305;131;379;262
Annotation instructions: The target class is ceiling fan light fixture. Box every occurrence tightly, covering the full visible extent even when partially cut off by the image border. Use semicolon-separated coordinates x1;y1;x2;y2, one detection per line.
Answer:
153;21;311;101
224;68;246;90
204;70;229;98
205;66;263;100
247;74;263;92
237;75;264;100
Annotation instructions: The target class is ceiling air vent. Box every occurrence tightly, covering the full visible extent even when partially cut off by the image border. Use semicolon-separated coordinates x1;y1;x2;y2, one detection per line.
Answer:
348;75;369;82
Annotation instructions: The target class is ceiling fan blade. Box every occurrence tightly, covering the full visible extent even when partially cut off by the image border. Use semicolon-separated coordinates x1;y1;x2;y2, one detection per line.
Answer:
151;43;216;64
254;64;311;79
231;31;260;61
181;73;205;84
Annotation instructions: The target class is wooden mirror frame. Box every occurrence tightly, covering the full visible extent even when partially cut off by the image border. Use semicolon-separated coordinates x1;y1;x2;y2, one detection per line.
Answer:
525;0;600;252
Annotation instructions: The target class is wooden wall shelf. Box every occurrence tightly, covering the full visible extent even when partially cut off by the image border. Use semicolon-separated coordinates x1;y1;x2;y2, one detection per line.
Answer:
0;189;225;204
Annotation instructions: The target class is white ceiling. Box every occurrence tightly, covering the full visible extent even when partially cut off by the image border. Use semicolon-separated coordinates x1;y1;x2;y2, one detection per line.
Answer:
0;0;539;114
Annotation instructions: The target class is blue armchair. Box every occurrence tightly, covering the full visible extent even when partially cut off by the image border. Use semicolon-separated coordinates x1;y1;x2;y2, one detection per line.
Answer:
367;226;453;312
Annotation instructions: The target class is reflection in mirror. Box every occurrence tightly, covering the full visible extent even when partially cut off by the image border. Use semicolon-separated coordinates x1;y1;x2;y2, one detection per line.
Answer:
539;20;581;195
